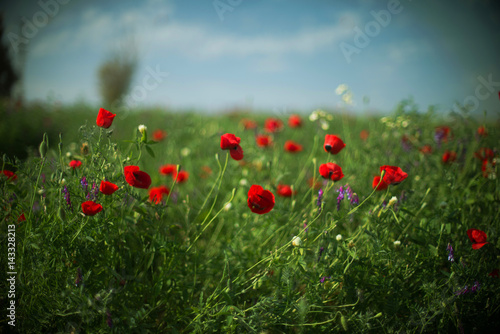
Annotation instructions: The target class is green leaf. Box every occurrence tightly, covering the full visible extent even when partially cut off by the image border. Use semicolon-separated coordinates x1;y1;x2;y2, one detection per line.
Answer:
145;145;155;158
146;253;155;270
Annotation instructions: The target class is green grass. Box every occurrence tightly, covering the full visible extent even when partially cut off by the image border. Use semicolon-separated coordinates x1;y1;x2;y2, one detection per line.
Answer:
1;100;499;333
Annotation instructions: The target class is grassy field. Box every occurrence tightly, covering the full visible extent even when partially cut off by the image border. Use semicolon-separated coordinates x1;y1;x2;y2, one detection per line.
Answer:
1;100;499;333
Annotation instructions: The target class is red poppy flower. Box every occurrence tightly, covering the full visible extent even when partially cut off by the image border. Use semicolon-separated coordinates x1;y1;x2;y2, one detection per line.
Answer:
96;108;116;129
256;134;272;148
149;186;170;204
1;170;17;181
173;170;189;183
18;213;26;222
360;130;369;141
241;119;257;130
69;160;82;169
372;176;389;191
124;165;151;189
264;118;283;133
99;180;119;195
489;269;500;278
442;151;457;164
435;126;450;142
482;159;496;178
288;115;302;128
81;201;103;216
324;135;345;154
380;165;408;185
284;140;302;153
477;126;487;137
152;129;167;141
475;147;495;161
419;145;432;155
220;133;244;160
277;184;295;197
319;163;344;182
200;165;212;178
467;228;489;249
247;185;275;214
159;164;177;175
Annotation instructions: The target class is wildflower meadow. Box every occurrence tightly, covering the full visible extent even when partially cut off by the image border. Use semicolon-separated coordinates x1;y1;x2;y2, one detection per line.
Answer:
1;100;499;333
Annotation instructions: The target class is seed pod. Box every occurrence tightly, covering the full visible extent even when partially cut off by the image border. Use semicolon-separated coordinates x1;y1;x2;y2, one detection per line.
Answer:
340;315;348;331
39;133;48;158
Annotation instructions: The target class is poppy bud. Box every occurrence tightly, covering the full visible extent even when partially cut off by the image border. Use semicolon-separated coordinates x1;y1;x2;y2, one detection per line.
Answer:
292;236;302;247
39;133;48;158
138;125;147;142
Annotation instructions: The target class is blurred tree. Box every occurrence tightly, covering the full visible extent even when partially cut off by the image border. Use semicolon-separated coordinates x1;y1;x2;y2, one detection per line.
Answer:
0;13;19;98
97;46;137;106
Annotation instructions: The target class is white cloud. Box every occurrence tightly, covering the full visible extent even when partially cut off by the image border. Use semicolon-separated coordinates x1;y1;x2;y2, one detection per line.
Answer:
144;21;355;60
29;3;357;62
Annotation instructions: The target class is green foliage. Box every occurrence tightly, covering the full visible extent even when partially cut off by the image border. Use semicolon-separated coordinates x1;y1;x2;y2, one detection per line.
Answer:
1;103;499;333
97;50;137;106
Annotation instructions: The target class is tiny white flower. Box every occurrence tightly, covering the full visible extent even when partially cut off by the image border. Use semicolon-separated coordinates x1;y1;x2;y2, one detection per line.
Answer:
335;84;348;95
388;196;398;207
394;240;401;247
292;236;302;247
224;203;232;211
342;91;353;105
336;234;342;241
66;152;72;158
309;110;319;121
138;124;147;134
181;147;191;157
61;178;66;185
239;178;248;186
320;119;329;130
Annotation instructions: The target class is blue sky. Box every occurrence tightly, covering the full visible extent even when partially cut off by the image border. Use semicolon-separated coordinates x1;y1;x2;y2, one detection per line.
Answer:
2;0;500;114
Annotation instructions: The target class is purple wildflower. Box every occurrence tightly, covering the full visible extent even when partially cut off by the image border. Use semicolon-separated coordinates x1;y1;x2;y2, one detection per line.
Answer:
316;189;323;211
106;310;113;328
75;268;83;287
351;193;359;205
455;285;469;296
455;281;481;296
63;185;72;210
32;201;40;213
336;186;344;211
434;129;446;149
317;247;324;262
304;222;308;233
320;275;331;283
401;136;412;152
446;243;454;262
86;182;99;201
80;176;88;192
471;281;481;293
399;190;407;203
344;184;353;201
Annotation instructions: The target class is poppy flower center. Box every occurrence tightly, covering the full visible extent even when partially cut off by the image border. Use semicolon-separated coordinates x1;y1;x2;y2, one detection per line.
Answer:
325;144;332;152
